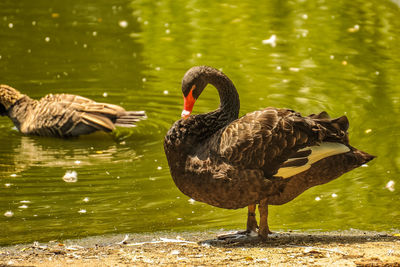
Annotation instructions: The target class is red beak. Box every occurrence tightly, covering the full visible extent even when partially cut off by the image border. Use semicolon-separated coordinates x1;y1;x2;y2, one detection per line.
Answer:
181;86;196;119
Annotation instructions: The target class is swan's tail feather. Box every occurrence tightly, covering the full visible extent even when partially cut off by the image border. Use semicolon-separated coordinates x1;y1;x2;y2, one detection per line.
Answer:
351;147;376;165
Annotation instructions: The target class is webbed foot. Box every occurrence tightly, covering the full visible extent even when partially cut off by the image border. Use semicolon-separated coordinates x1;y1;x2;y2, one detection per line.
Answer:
217;230;259;242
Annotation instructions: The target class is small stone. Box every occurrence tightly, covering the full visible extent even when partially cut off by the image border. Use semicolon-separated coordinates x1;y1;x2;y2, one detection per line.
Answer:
170;250;180;255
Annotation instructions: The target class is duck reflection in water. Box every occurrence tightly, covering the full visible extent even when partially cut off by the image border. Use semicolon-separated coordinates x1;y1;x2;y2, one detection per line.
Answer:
5;136;139;176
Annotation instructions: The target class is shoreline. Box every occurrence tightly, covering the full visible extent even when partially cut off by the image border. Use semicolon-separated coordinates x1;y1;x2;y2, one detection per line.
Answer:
1;230;400;266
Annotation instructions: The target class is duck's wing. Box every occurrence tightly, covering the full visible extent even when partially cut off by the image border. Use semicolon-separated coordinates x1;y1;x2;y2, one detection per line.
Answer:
217;107;350;178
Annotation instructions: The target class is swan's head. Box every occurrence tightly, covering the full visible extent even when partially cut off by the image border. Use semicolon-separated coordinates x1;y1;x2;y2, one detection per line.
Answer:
181;66;210;119
0;85;23;115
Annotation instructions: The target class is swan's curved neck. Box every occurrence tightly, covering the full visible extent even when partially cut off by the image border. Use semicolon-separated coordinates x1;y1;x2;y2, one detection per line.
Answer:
205;70;240;122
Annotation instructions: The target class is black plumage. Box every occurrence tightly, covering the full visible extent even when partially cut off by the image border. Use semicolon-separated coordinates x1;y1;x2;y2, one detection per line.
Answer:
164;66;375;239
0;85;146;137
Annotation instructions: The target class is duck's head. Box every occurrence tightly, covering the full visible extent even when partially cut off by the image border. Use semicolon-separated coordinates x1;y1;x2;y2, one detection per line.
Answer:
181;66;213;119
0;85;23;116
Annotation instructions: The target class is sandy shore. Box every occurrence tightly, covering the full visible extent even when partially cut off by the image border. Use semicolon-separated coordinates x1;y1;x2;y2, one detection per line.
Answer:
1;230;400;266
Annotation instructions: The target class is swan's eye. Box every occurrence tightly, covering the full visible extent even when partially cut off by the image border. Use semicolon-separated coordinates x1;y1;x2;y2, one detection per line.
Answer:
185;84;196;97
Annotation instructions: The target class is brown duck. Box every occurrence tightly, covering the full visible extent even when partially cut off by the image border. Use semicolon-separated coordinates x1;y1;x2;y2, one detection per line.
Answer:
0;84;146;137
164;66;375;239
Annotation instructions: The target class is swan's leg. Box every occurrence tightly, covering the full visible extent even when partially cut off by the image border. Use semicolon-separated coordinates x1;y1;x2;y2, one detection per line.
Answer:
217;205;258;240
246;204;258;233
258;199;272;239
232;204;258;235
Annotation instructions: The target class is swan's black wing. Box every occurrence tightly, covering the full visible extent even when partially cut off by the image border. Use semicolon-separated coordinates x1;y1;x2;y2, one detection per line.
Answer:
217;107;350;178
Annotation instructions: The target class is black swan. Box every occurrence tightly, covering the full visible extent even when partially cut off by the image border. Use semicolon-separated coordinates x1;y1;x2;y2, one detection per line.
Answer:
164;66;375;239
0;84;146;137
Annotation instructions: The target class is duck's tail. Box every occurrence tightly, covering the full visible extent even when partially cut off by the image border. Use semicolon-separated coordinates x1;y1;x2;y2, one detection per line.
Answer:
115;110;147;127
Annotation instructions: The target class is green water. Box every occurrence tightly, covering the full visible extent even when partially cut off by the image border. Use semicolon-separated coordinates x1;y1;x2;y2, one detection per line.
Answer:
1;0;399;246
